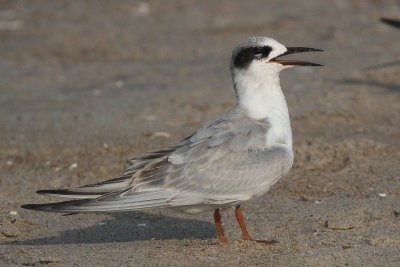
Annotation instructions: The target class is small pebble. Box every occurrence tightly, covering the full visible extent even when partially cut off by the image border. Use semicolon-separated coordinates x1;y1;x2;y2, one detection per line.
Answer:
115;81;124;88
315;200;324;204
9;211;18;216
150;132;171;139
131;2;150;16
69;163;78;170
92;89;102;96
378;193;387;197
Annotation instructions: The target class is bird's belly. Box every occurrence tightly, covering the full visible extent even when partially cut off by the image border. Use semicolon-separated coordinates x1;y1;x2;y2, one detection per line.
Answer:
169;144;293;211
240;144;293;199
213;145;292;200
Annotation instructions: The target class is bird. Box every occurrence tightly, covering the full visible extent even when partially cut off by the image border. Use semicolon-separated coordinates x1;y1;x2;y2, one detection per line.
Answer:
22;36;322;244
381;17;400;29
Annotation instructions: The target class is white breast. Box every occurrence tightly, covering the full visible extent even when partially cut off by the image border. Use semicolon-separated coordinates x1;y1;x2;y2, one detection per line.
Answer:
233;64;293;148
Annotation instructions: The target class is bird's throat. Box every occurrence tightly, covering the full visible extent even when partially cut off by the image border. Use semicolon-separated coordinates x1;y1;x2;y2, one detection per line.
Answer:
234;72;283;118
233;71;293;147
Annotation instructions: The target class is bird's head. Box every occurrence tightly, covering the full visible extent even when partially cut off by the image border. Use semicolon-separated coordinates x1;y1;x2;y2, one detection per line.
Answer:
230;36;322;78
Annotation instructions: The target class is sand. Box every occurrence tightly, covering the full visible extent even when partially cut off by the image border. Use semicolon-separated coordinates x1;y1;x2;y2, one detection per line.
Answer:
1;0;399;266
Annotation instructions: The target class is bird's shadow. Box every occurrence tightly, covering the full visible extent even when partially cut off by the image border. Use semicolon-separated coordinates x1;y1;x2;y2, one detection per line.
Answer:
3;212;215;246
336;78;400;92
336;60;400;92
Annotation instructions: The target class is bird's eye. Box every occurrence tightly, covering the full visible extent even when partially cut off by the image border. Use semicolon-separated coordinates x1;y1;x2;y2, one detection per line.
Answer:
253;48;263;57
253;46;272;59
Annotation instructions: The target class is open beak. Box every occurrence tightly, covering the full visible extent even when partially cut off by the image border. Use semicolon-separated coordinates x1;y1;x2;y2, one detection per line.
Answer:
269;47;323;66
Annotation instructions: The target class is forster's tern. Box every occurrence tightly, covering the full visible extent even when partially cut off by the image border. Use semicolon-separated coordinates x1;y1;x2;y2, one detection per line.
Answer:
22;37;322;244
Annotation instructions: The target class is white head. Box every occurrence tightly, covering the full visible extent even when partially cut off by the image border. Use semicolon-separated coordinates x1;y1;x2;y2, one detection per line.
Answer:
230;36;322;91
229;36;322;123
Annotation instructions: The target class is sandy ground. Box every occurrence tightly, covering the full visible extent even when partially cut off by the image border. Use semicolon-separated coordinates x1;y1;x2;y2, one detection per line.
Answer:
1;0;400;266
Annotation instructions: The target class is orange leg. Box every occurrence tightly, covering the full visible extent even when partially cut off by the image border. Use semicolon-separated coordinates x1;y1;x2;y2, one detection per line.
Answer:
213;209;227;243
235;206;277;245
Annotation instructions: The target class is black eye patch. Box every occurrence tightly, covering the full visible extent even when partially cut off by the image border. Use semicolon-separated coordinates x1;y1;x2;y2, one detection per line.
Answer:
233;46;272;69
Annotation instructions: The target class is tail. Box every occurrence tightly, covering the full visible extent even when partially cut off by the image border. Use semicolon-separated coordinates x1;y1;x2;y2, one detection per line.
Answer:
21;188;174;213
36;175;132;199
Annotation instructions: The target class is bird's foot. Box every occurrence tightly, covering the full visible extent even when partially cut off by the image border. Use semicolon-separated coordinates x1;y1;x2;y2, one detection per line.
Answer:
218;236;227;243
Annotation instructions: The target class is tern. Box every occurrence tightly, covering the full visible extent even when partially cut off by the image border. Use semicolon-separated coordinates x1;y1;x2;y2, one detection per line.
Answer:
22;37;322;244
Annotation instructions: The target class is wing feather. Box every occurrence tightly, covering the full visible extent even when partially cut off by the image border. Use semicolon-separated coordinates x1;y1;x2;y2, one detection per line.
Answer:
128;114;292;207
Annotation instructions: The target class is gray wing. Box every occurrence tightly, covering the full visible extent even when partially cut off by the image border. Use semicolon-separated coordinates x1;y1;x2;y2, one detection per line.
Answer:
129;115;293;206
24;113;293;213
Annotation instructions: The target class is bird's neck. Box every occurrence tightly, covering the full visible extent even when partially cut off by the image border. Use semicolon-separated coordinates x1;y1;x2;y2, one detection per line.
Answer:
233;70;292;147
